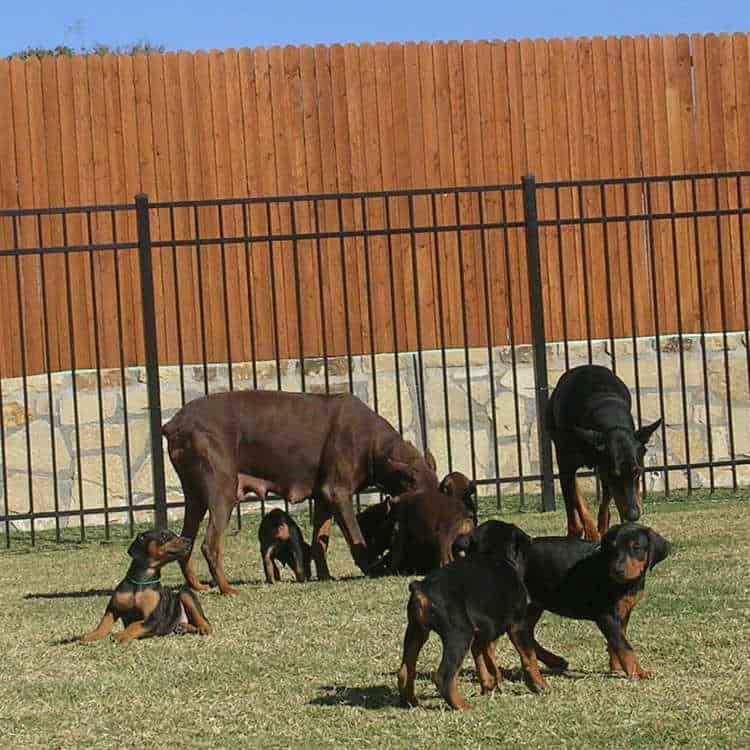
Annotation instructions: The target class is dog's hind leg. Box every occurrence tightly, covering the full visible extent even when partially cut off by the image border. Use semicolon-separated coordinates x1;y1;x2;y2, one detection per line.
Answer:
397;618;430;708
433;627;474;710
573;477;599;541
526;605;568;671
471;639;499;694
179;490;208;591
200;472;239;596
508;624;549;694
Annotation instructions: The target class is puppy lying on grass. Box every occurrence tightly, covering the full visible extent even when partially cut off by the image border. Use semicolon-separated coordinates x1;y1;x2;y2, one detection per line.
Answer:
81;529;211;644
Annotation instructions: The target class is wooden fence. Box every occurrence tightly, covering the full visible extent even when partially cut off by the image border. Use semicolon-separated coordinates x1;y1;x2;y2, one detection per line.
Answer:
0;34;749;378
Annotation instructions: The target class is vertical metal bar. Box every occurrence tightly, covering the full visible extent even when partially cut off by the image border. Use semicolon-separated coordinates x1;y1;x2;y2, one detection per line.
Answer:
336;198;355;394
384;197;404;434
522;176;555;512
11;215;36;543
266;202;282;391
407;195;427;452
623;185;646;497
737;177;750;427
241;204;258;390
313;200;330;394
553;187;571;370
577;185;594;363
501;191;525;505
643;182;670;495
193;206;209;394
217;206;234;392
430;193;453;473
454;193;477;480
135;194;167;530
478;192;501;503
360;197;379;414
37;214;61;541
290;201;306;392
599;185;617;372
111;211;135;534
169;207;187;406
713;178;737;490
667;181;692;493
85;211;111;537
62;214;85;541
690;179;714;491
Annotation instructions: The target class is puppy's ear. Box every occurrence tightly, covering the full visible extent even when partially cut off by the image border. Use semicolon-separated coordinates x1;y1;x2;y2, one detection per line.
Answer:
127;534;148;566
635;419;662;446
465;480;477;501
424;450;437;473
647;528;671;569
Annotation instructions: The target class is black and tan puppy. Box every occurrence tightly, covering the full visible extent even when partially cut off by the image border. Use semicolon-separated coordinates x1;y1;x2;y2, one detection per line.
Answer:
521;523;670;678
81;529;211;644
258;508;312;583
397;529;546;711
546;364;662;540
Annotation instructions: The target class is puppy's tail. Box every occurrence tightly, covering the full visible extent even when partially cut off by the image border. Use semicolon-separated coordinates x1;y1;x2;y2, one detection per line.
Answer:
407;581;431;629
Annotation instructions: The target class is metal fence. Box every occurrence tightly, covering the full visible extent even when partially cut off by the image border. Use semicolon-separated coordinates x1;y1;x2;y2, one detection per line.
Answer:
1;169;749;546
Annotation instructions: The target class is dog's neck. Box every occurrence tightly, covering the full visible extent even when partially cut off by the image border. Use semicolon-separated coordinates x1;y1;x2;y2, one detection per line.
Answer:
124;561;161;587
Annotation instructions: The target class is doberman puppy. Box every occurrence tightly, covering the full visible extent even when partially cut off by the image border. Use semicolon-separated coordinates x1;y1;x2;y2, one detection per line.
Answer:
81;529;211;644
356;497;396;565
523;523;671;678
397;523;546;711
162;391;438;595
258;508;312;584
439;471;478;526
471;521;670;679
546;365;662;540
388;487;475;575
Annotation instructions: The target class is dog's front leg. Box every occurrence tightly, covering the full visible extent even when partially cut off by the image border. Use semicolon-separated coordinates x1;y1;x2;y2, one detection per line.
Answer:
81;607;117;643
112;621;151;644
597;614;651;679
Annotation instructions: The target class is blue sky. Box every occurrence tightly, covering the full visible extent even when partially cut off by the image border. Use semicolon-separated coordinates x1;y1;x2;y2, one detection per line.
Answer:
2;0;748;56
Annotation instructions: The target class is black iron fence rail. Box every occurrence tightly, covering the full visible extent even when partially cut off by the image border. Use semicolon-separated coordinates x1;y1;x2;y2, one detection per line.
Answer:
1;169;749;546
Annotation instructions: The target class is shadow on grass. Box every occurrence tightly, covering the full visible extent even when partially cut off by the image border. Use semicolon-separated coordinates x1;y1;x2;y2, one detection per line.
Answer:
24;588;112;600
311;684;400;709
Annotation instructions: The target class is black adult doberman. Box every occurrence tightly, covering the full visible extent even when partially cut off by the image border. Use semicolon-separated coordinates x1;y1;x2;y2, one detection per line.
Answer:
546;365;661;540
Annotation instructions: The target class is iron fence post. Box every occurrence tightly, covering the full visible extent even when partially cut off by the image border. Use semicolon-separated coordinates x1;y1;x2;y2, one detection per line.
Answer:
135;193;168;529
522;175;556;512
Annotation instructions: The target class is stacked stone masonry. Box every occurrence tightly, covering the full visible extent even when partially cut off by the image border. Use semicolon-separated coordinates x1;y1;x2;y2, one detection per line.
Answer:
2;332;749;530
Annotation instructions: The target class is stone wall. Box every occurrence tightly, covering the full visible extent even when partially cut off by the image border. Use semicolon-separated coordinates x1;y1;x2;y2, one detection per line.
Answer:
1;332;749;531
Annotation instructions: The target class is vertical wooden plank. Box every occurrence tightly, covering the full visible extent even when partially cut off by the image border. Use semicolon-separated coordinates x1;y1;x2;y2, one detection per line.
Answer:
360;42;390;353
431;41;459;346
40;56;68;371
505;39;531;342
148;52;179;366
117;55;144;366
224;48;253;363
534;38;563;342
58;54;94;370
0;60;23;377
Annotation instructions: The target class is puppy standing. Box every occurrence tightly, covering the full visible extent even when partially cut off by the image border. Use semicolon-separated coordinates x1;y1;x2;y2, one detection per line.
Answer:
258;509;312;584
81;529;211;644
397;522;546;711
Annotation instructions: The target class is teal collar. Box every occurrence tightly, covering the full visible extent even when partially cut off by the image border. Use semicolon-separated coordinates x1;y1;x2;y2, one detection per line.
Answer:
126;575;161;586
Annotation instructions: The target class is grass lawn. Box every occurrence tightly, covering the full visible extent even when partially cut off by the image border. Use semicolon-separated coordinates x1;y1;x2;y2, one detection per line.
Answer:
1;492;748;749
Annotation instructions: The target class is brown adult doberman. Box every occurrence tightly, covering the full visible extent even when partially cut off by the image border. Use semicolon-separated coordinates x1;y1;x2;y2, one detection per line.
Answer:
546;365;662;540
162;391;439;595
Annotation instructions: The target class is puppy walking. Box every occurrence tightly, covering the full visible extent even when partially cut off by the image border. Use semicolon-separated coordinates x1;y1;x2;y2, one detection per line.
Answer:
258;509;312;583
81;529;211;644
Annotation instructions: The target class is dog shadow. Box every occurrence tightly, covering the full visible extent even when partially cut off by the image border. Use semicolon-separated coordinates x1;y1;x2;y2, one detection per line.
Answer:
310;684;400;709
